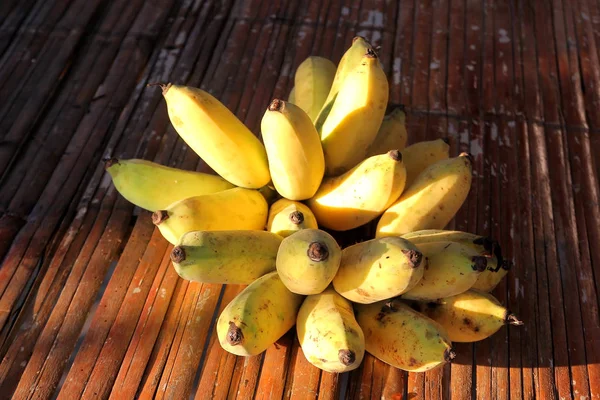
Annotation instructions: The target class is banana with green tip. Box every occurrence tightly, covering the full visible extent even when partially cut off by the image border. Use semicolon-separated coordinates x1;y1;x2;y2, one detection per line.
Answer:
308;150;406;231
296;287;365;373
170;230;282;284
354;299;455;372
401;138;450;188
105;158;234;211
408;289;523;342
217;271;304;356
401;241;487;301
293;56;337;121
152;187;268;245
332;237;424;304
365;107;408;157
267;199;318;237
376;153;473;238
276;228;342;295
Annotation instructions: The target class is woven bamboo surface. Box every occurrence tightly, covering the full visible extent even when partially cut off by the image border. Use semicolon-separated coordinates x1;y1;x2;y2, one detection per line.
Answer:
0;0;599;398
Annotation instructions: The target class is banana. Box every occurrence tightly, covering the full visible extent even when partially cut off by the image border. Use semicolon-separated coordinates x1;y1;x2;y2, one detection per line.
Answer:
332;237;424;304
296;287;365;373
288;86;296;103
217;271;304;356
152;187;268;244
401;229;496;257
314;36;374;131
267;199;318;237
354;299;455;372
293;56;336;121
365;107;408;157
472;257;511;292
104;158;234;211
307;150;406;231
276;228;342;295
319;49;389;176
408;289;523;342
376;153;473;238
402;138;450;188
170;230;282;284
401;241;487;301
160;84;270;188
261;99;325;200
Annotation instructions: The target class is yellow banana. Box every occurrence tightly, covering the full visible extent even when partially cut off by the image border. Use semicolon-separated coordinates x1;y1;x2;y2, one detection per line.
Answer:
401;241;487;301
288;86;296;103
276;228;342;295
105;158;234;211
296;287;365;373
354;299;455;372
319;49;389;176
408;289;523;342
293;56;336;121
217;271;304;356
365;107;408;157
152;187;268;244
261;99;325;200
267;199;318;237
402;138;450;188
332;237;424;304
170;230;282;284
314;37;373;131
376;153;473;238
307;150;406;231
160;84;270;188
401;229;496;257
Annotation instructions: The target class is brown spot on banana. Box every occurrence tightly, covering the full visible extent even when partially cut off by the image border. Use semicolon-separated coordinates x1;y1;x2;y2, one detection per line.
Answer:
289;211;304;225
152;210;169;225
387;149;402;161
103;157;119;169
401;249;423;268
171;246;186;263
227;322;244;346
471;256;488;272
339;349;356;366
307;242;329;262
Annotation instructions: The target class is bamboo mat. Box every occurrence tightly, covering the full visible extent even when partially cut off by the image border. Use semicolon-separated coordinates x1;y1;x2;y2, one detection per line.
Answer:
0;0;599;399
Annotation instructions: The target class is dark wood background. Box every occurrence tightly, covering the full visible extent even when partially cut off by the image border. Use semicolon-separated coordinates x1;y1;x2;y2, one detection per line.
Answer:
0;0;599;399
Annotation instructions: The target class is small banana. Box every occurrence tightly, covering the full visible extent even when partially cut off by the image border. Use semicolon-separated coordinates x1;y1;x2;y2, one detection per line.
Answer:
267;199;318;237
288;86;296;103
261;99;325;200
170;230;282;284
160;84;270;188
401;229;496;257
217;271;304;356
408;289;523;342
105;158;234;211
293;56;337;121
332;237;424;304
307;150;406;231
401;241;487;301
354;299;455;372
365;107;408;157
319;49;389;176
152;187;268;244
402;138;450;188
276;229;342;295
296;287;365;373
376;153;473;238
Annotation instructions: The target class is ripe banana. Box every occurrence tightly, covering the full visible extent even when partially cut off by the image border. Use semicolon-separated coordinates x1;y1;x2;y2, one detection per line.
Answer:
217;271;304;356
296;287;365;373
261;99;325;200
332;237;424;304
170;230;282;284
314;36;374;131
376;153;473;238
401;241;487;301
152;187;268;244
472;259;511;292
319;49;389;176
354;299;455;372
408;289;523;342
365;107;408;157
288;86;296;103
401;229;496;257
402;138;450;188
307;150;406;231
293;56;336;121
105;158;234;211
276;228;342;295
267;198;318;237
160;84;270;188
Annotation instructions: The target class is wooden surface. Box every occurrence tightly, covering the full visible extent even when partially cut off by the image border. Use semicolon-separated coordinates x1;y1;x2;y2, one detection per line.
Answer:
0;0;599;399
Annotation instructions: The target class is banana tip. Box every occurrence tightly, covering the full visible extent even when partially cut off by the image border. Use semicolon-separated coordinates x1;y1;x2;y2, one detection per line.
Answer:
352;35;368;44
289;211;304;225
171;246;186;263
268;98;285;112
338;349;356;366
402;249;423;268
441;137;450;145
147;82;172;95
387;149;402;162
501;259;513;271
365;48;378;58
307;241;329;262
506;313;523;326
152;210;169;225
227;321;244;346
444;348;457;362
103;157;119;169
471;256;488;272
459;152;474;164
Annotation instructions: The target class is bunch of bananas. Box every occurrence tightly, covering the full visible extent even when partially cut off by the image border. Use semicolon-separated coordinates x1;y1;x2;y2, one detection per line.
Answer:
106;36;521;374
